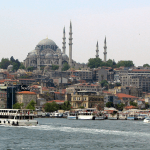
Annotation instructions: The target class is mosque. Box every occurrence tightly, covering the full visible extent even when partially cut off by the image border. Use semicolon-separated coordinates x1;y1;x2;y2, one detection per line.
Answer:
24;22;87;71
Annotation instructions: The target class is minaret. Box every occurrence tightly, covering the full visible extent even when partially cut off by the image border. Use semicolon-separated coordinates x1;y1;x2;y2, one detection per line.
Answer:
96;41;99;58
69;21;73;67
103;36;107;62
62;27;66;54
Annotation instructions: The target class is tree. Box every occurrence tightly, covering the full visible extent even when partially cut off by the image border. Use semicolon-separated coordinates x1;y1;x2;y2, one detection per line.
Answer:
19;63;25;69
145;102;149;109
52;64;59;70
44;101;59;112
116;60;134;68
27;66;34;71
106;102;114;107
143;64;150;67
115;103;125;111
26;100;36;110
130;101;137;107
115;83;121;86
62;62;70;71
88;58;103;68
13;103;24;109
61;101;71;110
100;80;108;88
0;58;11;69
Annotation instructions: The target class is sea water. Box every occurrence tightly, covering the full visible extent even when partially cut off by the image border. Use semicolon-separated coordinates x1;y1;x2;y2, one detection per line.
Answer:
0;118;150;150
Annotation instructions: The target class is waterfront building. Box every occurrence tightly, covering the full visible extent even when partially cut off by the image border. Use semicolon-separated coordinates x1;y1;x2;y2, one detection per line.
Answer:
71;91;104;110
15;91;37;108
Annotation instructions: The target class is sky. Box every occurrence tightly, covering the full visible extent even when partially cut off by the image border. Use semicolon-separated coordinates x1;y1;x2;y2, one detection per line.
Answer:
0;0;150;66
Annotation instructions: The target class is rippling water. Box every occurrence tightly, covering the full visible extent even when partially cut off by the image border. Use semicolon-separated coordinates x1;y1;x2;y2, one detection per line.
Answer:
1;118;150;150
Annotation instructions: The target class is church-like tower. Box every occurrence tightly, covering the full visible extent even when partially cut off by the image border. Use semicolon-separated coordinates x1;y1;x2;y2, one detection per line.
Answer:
69;21;73;67
62;27;66;54
103;37;107;62
96;41;99;58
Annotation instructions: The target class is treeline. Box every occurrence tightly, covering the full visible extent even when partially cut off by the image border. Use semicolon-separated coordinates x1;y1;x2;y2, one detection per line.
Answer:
0;56;25;71
44;101;71;112
87;58;134;68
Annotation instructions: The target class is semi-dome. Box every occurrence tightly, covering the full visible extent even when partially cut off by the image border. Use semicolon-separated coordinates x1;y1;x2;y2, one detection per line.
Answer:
29;49;37;54
40;53;44;56
7;65;13;70
38;38;56;46
62;54;68;60
29;53;37;58
53;54;58;57
45;53;53;58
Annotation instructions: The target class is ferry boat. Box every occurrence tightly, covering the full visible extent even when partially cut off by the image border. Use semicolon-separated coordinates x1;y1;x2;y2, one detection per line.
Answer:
127;114;138;120
67;112;78;120
0;109;38;126
78;112;95;120
50;111;63;118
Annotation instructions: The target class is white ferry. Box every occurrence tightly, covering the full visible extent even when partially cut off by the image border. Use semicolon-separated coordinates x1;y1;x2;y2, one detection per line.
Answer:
0;109;38;126
67;112;78;120
78;112;95;120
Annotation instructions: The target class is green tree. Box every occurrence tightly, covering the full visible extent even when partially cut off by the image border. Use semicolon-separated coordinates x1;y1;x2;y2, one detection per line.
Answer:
145;102;149;109
143;64;150;67
26;100;36;110
115;83;121;86
19;63;25;69
100;80;108;88
44;101;59;112
88;58;103;68
116;60;134;68
115;103;125;111
52;64;59;70
61;101;71;110
12;62;19;71
130;101;137;107
106;102;114;108
62;62;70;71
13;103;24;109
0;58;11;69
27;66;34;71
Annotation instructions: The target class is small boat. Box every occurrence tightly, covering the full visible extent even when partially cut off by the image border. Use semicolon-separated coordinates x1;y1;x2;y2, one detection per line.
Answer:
0;109;38;126
143;117;150;123
50;111;63;118
95;115;104;120
78;112;95;120
107;114;118;120
127;114;138;120
67;113;78;120
118;113;127;120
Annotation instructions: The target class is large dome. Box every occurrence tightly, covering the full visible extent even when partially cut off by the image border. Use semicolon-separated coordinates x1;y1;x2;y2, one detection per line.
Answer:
38;38;56;46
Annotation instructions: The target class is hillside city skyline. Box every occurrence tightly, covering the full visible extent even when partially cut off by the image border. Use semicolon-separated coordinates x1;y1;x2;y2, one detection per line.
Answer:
0;0;150;66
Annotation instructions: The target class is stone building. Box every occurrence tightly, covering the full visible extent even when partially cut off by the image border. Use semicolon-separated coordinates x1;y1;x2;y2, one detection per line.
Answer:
24;22;87;70
15;91;37;108
71;91;104;109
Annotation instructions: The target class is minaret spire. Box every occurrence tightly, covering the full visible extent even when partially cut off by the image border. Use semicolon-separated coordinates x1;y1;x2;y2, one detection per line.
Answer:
69;21;73;67
96;41;99;58
62;26;66;54
103;36;107;62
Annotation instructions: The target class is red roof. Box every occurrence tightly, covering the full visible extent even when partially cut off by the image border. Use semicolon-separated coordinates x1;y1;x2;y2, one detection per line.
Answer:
17;91;36;95
116;93;137;99
124;106;136;109
132;69;150;72
103;91;112;94
47;100;65;103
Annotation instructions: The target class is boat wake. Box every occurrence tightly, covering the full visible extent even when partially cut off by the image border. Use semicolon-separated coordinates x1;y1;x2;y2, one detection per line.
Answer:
10;124;150;137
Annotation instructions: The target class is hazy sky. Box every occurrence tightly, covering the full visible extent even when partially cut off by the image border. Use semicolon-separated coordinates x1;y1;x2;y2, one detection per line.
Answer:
0;0;150;66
